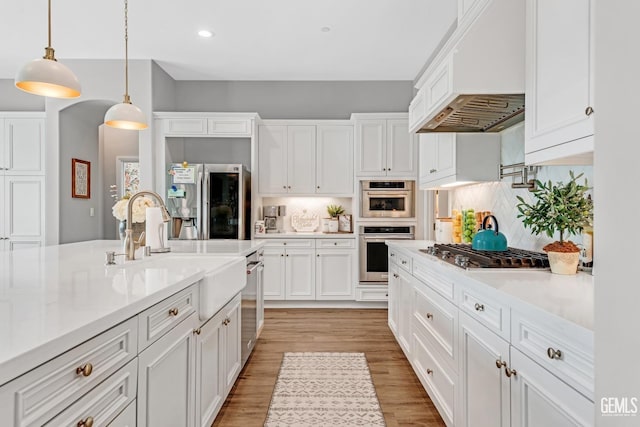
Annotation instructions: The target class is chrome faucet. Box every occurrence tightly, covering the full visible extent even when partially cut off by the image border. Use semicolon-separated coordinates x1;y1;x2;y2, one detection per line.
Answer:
124;190;171;260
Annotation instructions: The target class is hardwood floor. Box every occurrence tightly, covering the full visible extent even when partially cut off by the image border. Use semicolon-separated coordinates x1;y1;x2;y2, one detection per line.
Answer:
213;308;445;427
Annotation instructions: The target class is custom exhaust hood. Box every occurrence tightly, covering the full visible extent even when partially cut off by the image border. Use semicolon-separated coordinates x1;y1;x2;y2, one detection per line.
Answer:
410;0;525;134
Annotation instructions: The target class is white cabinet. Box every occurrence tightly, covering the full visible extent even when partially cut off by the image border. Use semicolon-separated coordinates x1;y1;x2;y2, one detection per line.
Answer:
316;241;355;300
220;294;242;393
316;125;354;194
160;115;254;137
388;257;412;357
137;311;199;427
418;133;500;189
1;117;45;175
354;116;416;178
263;240;316;300
387;262;400;336
524;0;594;165
263;247;286;299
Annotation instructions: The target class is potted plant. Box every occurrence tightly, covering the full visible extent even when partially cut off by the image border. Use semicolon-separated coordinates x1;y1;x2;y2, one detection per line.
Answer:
516;171;593;274
326;204;345;233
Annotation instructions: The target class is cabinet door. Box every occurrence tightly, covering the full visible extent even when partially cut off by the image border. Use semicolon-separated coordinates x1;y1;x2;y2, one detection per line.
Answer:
525;0;593;158
316;125;354;194
510;347;594;427
386;119;416;177
458;312;510;427
316;249;355;300
388;262;400;336
3;118;45;174
435;133;456;180
138;312;199;427
263;248;285;300
195;314;224;427
397;269;412;357
258;125;288;194
356;120;386;176
287;126;316;194
4;176;44;246
222;296;242;394
257;263;264;333
418;134;438;185
285;249;315;300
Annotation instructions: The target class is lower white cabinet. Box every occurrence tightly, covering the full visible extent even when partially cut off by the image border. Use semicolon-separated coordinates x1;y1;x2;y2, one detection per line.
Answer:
388;260;412;357
316;247;355;300
387;262;400;335
1;175;45;251
109;400;137;427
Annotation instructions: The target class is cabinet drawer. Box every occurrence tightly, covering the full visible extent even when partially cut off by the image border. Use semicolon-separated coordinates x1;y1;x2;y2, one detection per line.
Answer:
412;260;455;301
412;277;458;370
207;118;252;137
412;327;457;426
356;286;388;301
0;317;137;427
264;239;314;249
108;400;136;427
163;118;207;135
389;250;412;273
138;285;199;351
316;238;355;249
511;310;594;399
459;287;509;340
44;358;137;427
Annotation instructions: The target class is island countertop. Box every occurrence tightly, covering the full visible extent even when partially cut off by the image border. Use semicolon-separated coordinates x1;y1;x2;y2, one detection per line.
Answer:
0;239;265;387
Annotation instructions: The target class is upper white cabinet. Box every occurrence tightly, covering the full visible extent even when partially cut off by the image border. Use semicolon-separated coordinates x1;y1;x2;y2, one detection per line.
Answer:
1;116;45;175
418;133;500;189
157;113;257;138
354;115;416;178
258;122;354;196
524;0;594;165
1;175;45;251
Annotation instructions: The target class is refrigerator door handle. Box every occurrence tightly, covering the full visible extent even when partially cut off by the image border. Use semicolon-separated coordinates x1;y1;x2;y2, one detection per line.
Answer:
199;168;206;240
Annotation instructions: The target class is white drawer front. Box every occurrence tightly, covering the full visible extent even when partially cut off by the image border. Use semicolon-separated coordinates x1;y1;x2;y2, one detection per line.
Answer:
164;118;207;135
356;286;388;301
1;317;137;427
412;260;455;301
511;310;594;399
44;358;137;427
207;118;251;136
264;239;314;249
138;285;199;351
459;287;509;340
412;277;458;370
316;238;355;249
389;250;412;273
108;400;136;427
412;328;457;426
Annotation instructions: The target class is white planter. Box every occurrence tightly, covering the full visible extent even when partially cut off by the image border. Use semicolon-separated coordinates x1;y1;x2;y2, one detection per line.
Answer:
328;218;339;233
547;251;580;275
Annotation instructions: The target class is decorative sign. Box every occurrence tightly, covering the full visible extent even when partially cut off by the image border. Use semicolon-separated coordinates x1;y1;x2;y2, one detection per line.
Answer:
172;166;196;184
72;158;90;199
338;214;352;233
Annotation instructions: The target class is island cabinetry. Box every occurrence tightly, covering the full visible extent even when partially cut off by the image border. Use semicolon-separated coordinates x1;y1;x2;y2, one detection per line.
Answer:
387;251;412;357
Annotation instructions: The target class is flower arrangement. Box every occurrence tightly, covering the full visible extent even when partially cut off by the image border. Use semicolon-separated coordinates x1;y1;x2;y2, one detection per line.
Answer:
112;194;155;223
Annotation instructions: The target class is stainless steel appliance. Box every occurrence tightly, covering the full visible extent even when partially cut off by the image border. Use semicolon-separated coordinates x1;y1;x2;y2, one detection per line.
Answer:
263;205;286;233
361;180;414;218
421;243;550;269
242;250;263;366
359;225;415;282
167;163;251;240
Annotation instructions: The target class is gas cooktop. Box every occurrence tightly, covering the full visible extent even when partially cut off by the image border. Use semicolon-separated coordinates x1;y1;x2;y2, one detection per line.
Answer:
420;243;550;269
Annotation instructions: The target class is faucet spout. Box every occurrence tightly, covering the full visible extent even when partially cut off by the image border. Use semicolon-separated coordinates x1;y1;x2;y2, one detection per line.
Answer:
124;190;171;260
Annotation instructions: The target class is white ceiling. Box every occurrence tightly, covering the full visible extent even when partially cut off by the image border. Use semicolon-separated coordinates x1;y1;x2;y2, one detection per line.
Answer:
1;0;457;81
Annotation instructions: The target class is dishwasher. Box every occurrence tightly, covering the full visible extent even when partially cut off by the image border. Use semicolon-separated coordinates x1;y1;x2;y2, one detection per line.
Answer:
242;250;262;367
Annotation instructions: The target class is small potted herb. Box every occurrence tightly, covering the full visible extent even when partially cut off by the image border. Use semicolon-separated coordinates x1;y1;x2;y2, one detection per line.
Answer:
516;171;593;274
326;204;344;233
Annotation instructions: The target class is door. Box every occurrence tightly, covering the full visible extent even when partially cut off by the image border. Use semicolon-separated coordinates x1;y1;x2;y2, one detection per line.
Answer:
458;312;510;427
435;133;455;180
356;120;386;176
397;268;412;357
3;118;45;174
419;134;438;184
387;262;400;336
386;119;415;177
262;247;285;300
4;176;44;248
316;249;355;300
258;125;288;194
207;170;240;239
316;125;354;194
195;314;224;427
287;126;316;194
285;249;315;300
222;297;241;394
137;312;199;427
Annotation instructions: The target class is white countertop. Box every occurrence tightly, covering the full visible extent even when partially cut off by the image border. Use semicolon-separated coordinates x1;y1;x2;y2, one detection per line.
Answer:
255;231;355;239
0;239;265;387
386;240;594;332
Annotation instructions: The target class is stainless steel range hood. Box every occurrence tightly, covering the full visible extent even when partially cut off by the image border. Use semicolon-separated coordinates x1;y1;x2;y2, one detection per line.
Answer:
418;94;525;133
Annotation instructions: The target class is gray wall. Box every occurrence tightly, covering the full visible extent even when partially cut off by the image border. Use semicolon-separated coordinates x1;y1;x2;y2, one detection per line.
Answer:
170;81;414;118
0;79;45;111
166;137;252;170
151;61;177;111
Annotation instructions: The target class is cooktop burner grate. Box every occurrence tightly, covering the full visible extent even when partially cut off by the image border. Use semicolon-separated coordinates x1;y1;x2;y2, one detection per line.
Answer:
419;243;549;269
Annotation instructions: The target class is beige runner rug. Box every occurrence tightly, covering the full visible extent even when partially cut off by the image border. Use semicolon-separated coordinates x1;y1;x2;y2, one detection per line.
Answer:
264;352;386;426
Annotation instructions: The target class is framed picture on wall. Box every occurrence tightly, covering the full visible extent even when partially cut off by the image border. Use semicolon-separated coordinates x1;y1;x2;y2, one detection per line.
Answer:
72;158;91;199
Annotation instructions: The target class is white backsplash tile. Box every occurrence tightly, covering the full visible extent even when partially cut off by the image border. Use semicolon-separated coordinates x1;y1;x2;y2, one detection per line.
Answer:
449;123;594;251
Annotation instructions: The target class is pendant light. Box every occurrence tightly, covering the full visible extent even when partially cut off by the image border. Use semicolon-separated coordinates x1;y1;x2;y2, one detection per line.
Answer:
104;0;147;130
15;0;81;98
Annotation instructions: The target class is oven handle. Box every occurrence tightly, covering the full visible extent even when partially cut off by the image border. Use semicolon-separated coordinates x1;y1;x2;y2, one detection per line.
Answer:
365;191;410;197
361;235;414;240
247;261;263;274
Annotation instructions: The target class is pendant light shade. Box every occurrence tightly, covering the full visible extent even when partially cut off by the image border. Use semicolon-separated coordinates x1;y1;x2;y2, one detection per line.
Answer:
15;1;81;98
105;0;147;130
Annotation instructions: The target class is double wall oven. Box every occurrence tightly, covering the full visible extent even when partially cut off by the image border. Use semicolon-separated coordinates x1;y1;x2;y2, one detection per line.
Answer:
359;225;415;283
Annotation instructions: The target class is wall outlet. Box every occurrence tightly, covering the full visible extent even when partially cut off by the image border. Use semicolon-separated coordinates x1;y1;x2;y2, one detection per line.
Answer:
90;207;95;217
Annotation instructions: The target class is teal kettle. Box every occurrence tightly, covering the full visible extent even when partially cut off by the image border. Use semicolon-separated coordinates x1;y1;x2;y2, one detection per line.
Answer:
471;215;508;251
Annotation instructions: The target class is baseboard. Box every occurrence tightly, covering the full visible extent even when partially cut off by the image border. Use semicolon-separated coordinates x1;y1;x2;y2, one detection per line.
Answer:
264;300;388;309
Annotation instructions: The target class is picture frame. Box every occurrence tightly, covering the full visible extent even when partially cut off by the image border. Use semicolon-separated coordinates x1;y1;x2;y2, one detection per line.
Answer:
71;158;91;199
338;214;352;233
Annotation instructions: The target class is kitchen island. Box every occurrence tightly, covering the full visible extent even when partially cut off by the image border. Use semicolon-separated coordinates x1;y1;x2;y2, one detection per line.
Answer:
0;239;265;426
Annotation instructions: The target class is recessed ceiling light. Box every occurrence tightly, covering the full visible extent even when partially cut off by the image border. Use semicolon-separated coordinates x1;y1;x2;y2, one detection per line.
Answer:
198;30;214;38
320;26;331;33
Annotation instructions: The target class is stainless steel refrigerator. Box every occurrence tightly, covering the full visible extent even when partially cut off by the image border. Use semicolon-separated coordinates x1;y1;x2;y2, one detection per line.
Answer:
166;163;251;240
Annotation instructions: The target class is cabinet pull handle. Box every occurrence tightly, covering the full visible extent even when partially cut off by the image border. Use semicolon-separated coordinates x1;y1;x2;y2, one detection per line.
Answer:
547;347;563;360
426;369;433;375
426;313;433;320
223;318;231;326
505;367;517;378
76;363;93;377
474;303;485;312
77;416;94;427
169;307;179;316
193;328;201;335
495;359;506;369
393;273;399;278
585;106;594;116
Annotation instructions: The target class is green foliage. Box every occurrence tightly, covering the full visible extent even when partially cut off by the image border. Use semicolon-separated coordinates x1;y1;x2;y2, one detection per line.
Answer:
327;204;345;218
516;171;593;243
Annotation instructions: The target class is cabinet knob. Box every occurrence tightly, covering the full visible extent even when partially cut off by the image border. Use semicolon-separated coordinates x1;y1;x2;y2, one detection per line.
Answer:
280;253;284;257
385;293;389;297
383;168;387;171
393;273;399;278
401;260;407;265
76;363;93;377
585;106;594;116
286;254;289;257
546;347;563;360
169;307;179;316
430;168;437;173
288;186;291;189
426;369;433;375
474;303;485;312
387;168;391;171
504;367;517;378
390;253;395;257
77;416;94;427
283;186;287;189
495;359;506;369
317;254;320;257
193;328;201;335
334;242;337;246
426;313;433;320
317;186;320;189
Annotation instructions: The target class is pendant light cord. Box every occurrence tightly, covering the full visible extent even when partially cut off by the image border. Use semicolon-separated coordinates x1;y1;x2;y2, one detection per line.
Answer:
43;0;55;60
47;0;52;48
124;0;131;102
